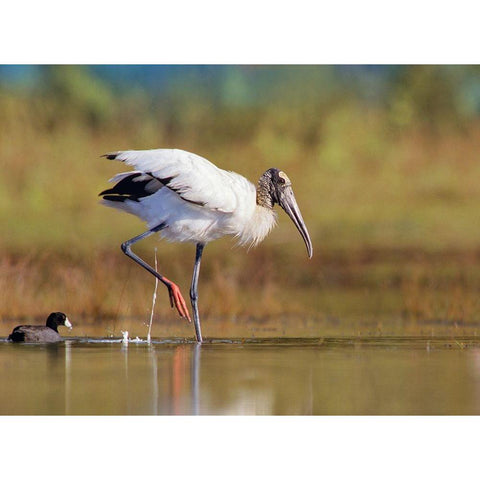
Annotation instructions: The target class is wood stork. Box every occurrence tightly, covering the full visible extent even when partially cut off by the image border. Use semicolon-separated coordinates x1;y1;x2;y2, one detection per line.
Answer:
99;148;313;343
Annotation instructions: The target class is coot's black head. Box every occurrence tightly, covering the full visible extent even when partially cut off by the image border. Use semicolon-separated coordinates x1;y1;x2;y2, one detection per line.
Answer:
46;312;72;332
257;168;313;259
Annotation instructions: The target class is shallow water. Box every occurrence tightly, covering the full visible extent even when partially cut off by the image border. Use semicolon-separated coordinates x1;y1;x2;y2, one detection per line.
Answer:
1;336;480;414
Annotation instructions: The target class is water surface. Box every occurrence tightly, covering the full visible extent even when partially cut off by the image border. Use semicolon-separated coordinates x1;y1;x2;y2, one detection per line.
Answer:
1;336;480;414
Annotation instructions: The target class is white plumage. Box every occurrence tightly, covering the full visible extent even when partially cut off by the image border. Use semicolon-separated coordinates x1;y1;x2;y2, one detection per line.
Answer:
100;148;312;343
102;149;277;248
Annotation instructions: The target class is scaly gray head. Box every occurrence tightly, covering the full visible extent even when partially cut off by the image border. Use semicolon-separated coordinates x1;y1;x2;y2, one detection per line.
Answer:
257;168;313;258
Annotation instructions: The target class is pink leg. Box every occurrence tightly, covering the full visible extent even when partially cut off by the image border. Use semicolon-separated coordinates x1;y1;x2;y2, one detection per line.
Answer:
164;277;191;322
121;227;191;321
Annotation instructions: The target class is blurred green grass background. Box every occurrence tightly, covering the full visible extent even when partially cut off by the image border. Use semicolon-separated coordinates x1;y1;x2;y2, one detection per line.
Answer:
2;65;480;337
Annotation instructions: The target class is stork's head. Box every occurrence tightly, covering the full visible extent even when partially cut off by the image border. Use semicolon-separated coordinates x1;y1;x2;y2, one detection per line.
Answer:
257;168;313;258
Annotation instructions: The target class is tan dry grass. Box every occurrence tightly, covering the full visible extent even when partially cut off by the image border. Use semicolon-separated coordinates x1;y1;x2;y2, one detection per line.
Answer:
2;90;480;336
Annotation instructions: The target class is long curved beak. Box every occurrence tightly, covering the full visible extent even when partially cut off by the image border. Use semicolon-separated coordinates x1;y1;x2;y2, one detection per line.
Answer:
278;187;313;258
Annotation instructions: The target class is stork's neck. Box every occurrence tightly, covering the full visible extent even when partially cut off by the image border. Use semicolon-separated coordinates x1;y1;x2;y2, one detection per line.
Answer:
256;171;275;209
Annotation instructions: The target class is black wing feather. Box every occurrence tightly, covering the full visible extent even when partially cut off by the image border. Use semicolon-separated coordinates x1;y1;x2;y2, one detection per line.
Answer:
99;172;163;202
100;171;206;206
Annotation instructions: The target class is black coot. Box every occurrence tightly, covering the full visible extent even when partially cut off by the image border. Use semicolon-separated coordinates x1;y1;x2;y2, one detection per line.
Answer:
7;312;72;343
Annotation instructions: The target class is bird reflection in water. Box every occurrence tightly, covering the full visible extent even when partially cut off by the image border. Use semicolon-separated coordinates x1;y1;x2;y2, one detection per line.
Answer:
121;342;201;415
169;344;201;415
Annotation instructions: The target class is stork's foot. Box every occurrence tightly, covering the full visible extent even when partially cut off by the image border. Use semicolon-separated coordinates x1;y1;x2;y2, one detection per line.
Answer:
166;280;191;322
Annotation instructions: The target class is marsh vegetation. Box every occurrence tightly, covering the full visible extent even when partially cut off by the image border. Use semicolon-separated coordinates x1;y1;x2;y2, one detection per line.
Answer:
2;65;480;339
